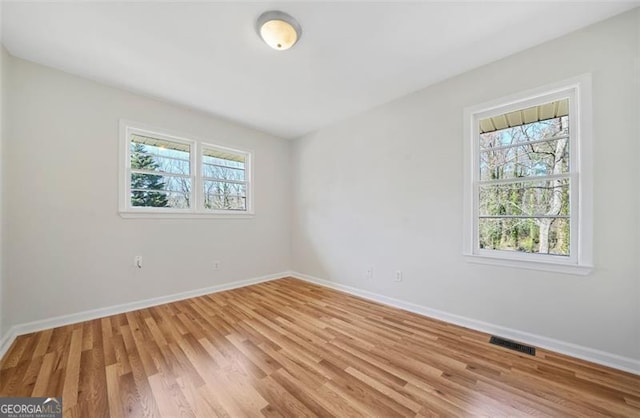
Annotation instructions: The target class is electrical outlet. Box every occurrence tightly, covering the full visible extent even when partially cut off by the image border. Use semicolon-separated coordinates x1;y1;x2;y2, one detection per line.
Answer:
366;266;374;280
212;260;221;271
395;270;403;282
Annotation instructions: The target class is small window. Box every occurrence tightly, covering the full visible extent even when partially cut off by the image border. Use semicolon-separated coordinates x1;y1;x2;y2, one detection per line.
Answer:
463;76;593;274
120;121;253;217
130;133;193;210
202;145;249;211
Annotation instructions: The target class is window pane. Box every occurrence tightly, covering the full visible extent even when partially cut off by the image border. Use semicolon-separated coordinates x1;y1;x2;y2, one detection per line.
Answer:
479;99;569;134
131;174;191;209
131;135;190;175
479;217;569;256
203;147;245;170
130;190;190;209
131;173;191;193
202;163;245;181
203;181;246;211
479;179;569;217
479;115;569;150
480;138;569;181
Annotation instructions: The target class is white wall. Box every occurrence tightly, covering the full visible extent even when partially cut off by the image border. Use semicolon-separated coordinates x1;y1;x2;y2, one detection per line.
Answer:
0;6;6;339
292;9;640;362
3;55;291;330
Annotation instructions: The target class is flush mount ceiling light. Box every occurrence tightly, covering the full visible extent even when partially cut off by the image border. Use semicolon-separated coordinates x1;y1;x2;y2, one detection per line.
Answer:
256;10;302;51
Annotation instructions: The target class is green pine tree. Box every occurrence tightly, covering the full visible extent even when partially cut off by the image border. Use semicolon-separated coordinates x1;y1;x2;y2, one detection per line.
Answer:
130;143;169;207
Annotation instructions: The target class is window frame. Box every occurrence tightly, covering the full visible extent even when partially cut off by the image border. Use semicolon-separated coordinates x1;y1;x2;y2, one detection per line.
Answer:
462;75;593;275
119;120;254;218
199;142;252;214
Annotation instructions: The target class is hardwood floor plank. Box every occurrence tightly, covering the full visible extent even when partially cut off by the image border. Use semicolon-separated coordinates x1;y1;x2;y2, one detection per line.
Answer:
176;375;225;418
0;361;28;396
111;333;132;377
225;334;281;376
30;351;56;397
147;372;195;418
257;343;328;389
252;375;317;418
344;366;422;413
102;317;116;367
32;328;54;358
1;277;638;417
1;334;31;370
320;359;415;417
119;325;162;418
269;369;334;417
61;327;83;411
105;364;124;418
19;356;44;395
117;371;145;418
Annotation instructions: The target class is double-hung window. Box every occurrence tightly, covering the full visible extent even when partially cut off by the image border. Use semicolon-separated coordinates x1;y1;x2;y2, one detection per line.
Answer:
463;76;593;274
202;145;249;211
120;121;253;217
128;131;194;210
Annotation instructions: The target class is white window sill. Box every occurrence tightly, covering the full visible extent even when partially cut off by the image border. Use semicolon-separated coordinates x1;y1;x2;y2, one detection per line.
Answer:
119;211;254;219
464;253;593;276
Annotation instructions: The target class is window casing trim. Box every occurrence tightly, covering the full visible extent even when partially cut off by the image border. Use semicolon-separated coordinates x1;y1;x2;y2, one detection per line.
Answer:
462;75;593;275
119;120;254;218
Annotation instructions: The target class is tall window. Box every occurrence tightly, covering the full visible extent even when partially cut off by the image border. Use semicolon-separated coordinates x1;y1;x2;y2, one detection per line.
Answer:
463;77;592;274
120;121;253;217
479;100;570;256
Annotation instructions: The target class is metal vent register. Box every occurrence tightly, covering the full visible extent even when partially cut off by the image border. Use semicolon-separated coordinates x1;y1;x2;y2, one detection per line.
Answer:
489;336;536;356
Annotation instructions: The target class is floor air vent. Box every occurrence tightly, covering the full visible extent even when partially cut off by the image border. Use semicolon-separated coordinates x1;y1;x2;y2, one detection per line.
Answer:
489;336;536;356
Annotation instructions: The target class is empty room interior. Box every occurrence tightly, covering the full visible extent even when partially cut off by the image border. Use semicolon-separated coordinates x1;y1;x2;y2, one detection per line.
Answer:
0;1;639;416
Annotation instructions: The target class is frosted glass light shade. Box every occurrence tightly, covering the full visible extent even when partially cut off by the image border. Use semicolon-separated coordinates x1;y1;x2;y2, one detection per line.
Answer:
257;11;301;51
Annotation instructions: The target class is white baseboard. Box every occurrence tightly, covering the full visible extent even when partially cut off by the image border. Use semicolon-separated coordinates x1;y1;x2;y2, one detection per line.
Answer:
291;271;640;375
0;271;288;361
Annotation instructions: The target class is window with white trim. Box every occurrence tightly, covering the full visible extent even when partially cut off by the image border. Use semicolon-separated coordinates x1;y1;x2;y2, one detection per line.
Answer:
463;76;593;274
202;145;249;211
120;121;253;217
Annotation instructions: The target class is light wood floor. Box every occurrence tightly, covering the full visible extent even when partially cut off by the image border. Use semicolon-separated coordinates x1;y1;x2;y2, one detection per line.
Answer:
1;278;639;417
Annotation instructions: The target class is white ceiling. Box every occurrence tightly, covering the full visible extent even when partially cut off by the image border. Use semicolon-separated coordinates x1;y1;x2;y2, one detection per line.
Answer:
2;1;638;139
